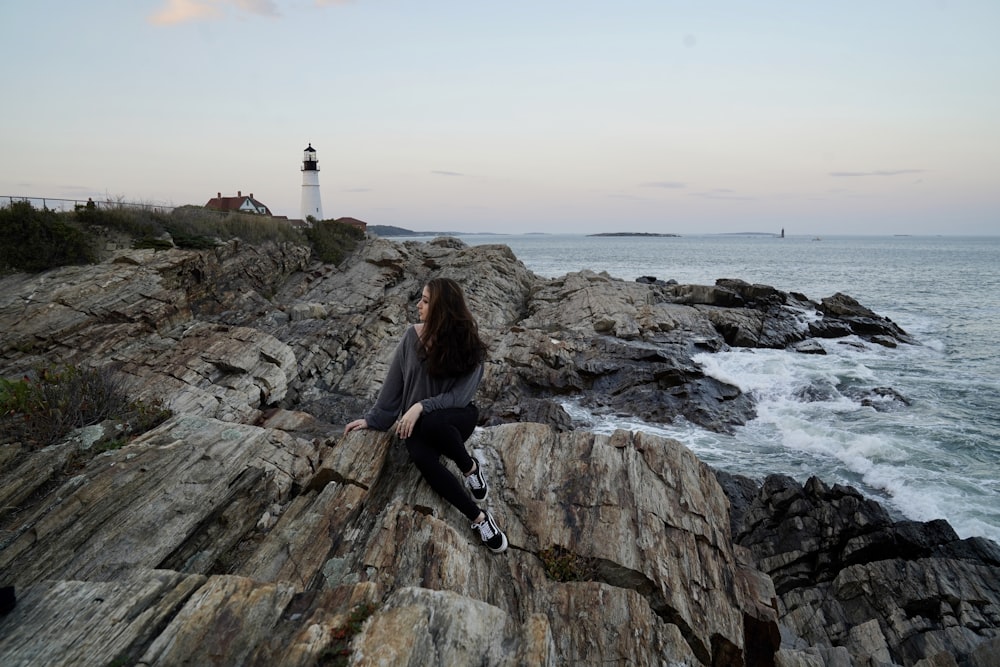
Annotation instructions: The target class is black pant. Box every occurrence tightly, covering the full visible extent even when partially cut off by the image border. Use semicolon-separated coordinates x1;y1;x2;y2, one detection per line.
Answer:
405;404;481;522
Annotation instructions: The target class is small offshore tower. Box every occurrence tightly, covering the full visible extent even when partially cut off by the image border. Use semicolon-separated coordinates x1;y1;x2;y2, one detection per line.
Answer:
300;143;323;221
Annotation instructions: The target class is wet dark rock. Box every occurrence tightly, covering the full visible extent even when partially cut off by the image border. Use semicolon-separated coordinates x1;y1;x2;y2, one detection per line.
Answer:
820;293;916;344
0;586;14;615
791;339;827;355
719;473;1000;666
854;386;912;410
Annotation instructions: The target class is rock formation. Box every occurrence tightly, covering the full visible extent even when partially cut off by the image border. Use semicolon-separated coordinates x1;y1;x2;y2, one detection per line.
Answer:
0;236;995;666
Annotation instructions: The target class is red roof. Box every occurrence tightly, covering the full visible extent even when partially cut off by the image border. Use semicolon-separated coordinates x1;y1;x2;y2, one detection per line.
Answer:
205;191;272;216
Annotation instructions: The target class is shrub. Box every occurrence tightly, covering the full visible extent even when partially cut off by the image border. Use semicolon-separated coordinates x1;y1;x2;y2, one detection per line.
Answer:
75;203;166;240
305;219;365;264
158;206;306;249
144;205;217;249
0;201;98;272
539;545;597;582
0;364;172;449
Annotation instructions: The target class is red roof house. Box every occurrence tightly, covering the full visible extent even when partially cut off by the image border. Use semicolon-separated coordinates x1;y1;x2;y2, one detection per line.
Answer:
205;191;272;216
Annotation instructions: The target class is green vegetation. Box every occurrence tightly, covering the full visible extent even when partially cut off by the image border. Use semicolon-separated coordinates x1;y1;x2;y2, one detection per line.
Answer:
1;201;364;274
74;200;163;239
166;205;303;247
0;201;99;271
539;545;597;582
0;364;172;450
305;219;366;264
317;602;378;666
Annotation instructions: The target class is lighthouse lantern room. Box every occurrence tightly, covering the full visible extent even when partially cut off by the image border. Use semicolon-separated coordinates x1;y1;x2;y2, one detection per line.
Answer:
300;143;324;222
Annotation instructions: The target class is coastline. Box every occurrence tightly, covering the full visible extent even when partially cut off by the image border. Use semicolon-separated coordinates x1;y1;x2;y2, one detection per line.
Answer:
0;236;998;665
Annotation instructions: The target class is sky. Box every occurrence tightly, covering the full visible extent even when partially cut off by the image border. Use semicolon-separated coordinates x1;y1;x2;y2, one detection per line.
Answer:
1;1;998;235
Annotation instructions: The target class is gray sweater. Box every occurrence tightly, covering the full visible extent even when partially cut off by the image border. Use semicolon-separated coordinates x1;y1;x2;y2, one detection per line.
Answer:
364;325;484;431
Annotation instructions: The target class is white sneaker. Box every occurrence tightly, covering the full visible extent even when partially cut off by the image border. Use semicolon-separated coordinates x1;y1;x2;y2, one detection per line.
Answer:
465;455;489;502
471;510;508;553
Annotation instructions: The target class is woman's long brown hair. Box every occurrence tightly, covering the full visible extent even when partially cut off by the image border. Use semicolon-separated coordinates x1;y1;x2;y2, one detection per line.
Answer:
420;277;488;377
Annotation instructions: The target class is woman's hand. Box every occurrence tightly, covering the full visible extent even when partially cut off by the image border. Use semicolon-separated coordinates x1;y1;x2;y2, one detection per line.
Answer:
395;403;424;439
344;418;369;434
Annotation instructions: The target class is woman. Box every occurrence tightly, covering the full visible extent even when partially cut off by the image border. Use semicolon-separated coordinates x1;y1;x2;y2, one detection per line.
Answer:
344;277;508;553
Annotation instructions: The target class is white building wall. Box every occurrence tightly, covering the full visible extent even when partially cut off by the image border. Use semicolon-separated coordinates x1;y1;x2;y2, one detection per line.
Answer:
300;170;323;221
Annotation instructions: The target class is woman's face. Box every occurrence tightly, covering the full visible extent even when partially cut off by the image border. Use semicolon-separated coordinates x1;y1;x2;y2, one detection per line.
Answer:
417;286;431;322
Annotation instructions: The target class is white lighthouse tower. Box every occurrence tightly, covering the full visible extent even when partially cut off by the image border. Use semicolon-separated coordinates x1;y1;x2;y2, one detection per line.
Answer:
300;143;323;222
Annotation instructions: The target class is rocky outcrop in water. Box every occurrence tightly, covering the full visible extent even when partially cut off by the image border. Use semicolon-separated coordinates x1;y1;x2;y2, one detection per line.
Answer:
721;472;1000;666
1;236;994;666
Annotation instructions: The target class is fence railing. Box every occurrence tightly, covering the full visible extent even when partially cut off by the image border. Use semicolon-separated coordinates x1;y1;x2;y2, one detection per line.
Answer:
2;195;176;214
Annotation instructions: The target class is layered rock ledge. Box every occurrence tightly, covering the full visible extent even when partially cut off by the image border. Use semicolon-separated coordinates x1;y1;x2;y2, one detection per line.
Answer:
0;236;996;666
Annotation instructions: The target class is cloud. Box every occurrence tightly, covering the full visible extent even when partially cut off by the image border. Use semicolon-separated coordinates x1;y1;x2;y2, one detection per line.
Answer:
345;187;372;192
431;170;464;177
149;0;279;25
640;181;686;189
828;169;925;177
149;0;220;25
149;0;350;25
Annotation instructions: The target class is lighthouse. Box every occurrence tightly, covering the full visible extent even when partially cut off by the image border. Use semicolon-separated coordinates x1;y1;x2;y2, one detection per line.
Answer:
300;143;323;221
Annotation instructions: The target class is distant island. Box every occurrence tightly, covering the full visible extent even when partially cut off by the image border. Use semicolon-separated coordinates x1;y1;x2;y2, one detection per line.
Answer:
368;225;448;237
368;225;503;237
587;232;680;238
361;227;790;239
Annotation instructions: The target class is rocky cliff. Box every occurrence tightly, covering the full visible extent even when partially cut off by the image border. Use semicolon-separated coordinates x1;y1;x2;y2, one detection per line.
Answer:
0;236;997;666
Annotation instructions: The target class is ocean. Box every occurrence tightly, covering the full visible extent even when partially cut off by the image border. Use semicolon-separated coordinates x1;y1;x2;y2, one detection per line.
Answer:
451;233;1000;544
